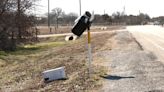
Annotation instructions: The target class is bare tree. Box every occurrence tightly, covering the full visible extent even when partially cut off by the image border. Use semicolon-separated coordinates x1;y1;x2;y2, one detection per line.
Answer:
51;7;63;28
63;12;78;25
0;0;39;51
41;12;78;26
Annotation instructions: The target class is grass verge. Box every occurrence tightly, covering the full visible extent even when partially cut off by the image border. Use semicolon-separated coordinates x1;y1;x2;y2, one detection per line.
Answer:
0;32;115;92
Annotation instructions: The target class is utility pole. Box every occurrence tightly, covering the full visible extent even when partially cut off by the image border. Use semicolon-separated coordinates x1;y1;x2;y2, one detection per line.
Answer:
79;0;81;16
123;6;125;15
123;6;126;25
48;0;51;33
48;0;50;27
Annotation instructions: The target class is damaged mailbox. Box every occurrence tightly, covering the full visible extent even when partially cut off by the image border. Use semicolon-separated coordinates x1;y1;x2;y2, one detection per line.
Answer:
65;11;94;41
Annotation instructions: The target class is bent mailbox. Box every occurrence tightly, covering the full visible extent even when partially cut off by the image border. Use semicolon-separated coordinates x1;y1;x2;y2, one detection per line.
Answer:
65;11;94;77
65;11;94;41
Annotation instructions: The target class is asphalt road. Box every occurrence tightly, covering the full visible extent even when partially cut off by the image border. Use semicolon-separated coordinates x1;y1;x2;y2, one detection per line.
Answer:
127;25;164;62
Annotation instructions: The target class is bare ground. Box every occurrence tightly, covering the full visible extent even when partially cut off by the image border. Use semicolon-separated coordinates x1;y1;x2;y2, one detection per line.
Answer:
94;31;164;92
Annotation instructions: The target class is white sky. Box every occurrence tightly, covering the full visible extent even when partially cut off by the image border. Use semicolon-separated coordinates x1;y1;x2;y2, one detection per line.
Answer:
36;0;164;17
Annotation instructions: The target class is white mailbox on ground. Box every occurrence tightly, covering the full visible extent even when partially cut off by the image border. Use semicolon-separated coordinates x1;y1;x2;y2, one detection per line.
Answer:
42;67;66;82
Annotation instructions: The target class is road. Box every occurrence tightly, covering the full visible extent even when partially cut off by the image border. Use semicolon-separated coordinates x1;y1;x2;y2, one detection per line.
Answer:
127;25;164;62
99;27;164;92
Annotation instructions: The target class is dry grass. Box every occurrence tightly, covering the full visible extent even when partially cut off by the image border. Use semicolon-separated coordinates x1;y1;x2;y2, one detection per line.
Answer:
0;31;116;92
11;28;160;92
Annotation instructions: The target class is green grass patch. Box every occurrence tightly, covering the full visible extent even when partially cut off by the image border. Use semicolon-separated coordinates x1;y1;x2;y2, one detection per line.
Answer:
0;41;66;56
14;41;65;55
0;51;8;56
27;41;66;48
0;51;8;60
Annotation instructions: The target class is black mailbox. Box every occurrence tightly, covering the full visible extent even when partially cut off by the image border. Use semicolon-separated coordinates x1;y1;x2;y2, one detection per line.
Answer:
72;11;92;37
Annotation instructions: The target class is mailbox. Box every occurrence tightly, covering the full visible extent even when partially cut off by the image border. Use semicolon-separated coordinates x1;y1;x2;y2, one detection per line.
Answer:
65;11;94;41
42;67;66;82
72;11;92;37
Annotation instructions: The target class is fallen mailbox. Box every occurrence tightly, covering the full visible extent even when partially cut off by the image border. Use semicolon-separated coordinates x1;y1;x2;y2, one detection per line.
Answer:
42;67;66;82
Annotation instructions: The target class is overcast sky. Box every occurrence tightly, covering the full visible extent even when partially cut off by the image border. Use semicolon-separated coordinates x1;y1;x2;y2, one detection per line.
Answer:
36;0;164;17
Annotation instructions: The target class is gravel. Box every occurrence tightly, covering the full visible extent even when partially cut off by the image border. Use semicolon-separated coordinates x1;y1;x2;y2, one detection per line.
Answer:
97;31;164;92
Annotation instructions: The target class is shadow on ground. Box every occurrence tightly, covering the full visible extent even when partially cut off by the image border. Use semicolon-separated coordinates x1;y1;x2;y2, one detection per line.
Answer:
101;75;135;80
